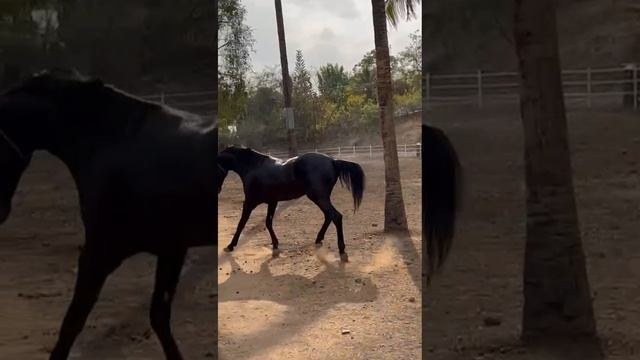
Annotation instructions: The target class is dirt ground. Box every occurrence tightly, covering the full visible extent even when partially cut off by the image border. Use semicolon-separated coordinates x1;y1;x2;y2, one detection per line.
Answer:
218;157;423;360
5;107;635;360
0;155;216;359
425;107;640;360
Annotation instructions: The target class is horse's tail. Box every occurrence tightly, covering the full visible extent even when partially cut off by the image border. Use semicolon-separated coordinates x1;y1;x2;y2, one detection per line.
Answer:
333;159;365;211
423;124;463;284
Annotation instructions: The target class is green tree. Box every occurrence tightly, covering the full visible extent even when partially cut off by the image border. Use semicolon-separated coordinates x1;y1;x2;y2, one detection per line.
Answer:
0;0;58;87
398;29;421;91
317;63;350;107
293;50;320;142
349;50;377;101
218;0;254;135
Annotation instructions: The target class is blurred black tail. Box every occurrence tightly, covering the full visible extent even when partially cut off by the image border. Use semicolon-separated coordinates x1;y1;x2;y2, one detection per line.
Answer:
423;124;463;284
333;160;365;211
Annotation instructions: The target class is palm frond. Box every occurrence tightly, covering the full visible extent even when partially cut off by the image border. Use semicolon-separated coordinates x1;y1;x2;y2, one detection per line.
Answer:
385;0;419;28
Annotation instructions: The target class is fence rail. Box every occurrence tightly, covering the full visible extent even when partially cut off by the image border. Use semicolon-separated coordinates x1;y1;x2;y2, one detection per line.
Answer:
139;90;216;117
425;64;640;110
265;144;422;160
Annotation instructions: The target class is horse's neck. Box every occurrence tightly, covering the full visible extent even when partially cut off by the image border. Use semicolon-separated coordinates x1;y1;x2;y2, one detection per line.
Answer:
232;155;274;179
45;96;148;182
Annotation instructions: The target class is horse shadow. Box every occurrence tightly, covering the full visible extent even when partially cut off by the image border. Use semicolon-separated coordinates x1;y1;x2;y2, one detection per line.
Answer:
217;251;379;359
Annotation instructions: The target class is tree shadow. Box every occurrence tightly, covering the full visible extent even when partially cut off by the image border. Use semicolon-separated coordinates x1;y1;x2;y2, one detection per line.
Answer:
217;252;379;359
429;335;605;360
523;337;605;360
385;229;422;292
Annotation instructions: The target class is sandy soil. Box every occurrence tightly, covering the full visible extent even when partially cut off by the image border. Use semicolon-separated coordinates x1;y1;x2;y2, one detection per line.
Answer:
218;157;423;360
0;155;216;359
425;107;640;360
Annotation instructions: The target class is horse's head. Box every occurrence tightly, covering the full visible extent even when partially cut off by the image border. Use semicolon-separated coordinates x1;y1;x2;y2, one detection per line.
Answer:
0;98;33;224
218;145;256;171
0;69;104;224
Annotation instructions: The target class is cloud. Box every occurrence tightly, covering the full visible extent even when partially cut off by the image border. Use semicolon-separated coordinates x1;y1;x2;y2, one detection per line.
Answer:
242;0;421;73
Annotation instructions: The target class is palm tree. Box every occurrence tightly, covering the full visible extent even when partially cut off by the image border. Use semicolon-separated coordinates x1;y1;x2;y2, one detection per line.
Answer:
514;0;597;339
274;0;297;157
369;0;418;232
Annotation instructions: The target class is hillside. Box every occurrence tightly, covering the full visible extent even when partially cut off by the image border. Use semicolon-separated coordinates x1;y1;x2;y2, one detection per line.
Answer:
426;0;640;73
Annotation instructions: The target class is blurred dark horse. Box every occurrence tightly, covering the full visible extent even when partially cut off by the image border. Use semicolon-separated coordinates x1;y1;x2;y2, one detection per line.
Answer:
422;124;463;284
0;69;217;360
217;146;364;262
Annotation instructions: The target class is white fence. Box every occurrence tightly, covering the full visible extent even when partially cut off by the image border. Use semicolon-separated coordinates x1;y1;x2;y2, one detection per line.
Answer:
425;64;640;110
139;90;217;117
265;143;422;160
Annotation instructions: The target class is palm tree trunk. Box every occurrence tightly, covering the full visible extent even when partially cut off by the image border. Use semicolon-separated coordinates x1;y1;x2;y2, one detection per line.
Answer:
371;0;408;232
274;0;297;157
514;0;597;339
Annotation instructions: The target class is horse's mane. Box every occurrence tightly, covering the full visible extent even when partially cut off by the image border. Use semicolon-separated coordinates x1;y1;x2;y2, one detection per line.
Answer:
5;68;93;95
4;68;164;109
220;145;279;166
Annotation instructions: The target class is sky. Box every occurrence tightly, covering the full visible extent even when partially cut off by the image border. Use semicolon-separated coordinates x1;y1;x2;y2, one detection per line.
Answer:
243;0;421;75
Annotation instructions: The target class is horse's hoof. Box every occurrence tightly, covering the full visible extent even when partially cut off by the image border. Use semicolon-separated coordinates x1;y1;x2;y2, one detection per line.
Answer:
340;253;349;262
272;248;280;257
224;246;233;252
314;242;323;249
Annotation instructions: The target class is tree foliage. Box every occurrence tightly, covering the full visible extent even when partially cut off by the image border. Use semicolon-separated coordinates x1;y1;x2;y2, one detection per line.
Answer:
218;27;421;148
218;0;255;134
1;0;216;90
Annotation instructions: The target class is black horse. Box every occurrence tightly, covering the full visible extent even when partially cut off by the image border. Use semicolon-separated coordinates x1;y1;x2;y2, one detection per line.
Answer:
422;124;463;284
217;146;364;262
0;69;216;359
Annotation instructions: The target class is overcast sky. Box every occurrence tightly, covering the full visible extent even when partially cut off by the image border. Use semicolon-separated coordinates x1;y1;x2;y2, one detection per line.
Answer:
243;0;421;75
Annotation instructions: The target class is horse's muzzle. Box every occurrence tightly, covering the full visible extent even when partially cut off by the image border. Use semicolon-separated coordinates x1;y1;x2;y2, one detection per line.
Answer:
0;204;9;224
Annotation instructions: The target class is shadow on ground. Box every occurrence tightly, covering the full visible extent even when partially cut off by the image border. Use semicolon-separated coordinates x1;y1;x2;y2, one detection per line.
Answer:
217;252;379;359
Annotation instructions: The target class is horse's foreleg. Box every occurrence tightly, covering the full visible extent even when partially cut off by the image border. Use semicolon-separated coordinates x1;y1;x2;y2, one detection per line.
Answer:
150;251;187;360
265;202;280;256
49;248;123;360
225;202;256;252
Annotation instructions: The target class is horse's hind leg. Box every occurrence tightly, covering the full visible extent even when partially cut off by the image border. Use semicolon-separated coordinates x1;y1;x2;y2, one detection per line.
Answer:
309;195;348;262
314;213;331;248
49;247;124;360
332;206;347;262
150;250;187;360
225;201;257;252
266;202;280;257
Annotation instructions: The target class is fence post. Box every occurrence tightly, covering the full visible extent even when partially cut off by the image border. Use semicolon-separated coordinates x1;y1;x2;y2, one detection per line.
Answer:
353;145;356;156
338;146;341;156
586;67;592;108
425;72;431;110
404;143;407;155
416;143;421;158
623;63;636;108
634;65;638;110
369;144;372;158
477;70;483;109
160;92;165;104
